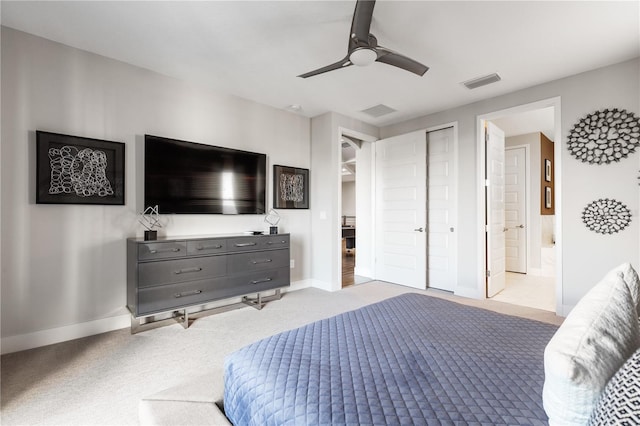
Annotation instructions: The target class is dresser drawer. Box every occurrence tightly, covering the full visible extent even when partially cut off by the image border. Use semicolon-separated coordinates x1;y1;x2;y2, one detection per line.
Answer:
138;256;226;288
260;235;290;250
226;236;263;252
137;277;225;316
227;267;290;295
187;238;227;256
227;249;289;274
138;241;187;261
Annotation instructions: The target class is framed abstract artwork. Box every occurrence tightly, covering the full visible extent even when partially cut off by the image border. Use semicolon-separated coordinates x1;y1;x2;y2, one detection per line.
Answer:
273;165;309;209
36;131;125;205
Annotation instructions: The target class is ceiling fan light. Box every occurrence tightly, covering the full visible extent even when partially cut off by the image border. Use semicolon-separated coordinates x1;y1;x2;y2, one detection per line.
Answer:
350;48;377;66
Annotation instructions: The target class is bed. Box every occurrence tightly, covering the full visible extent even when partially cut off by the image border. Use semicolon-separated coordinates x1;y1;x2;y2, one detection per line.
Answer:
223;293;558;425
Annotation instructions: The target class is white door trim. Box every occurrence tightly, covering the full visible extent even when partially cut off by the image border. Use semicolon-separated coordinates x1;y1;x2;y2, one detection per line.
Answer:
476;97;563;315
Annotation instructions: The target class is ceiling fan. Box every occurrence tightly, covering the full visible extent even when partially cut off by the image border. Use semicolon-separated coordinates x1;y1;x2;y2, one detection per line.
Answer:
298;0;429;78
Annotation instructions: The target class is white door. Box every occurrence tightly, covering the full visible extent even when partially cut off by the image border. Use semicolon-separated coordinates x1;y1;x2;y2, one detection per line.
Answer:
486;121;506;297
375;130;427;289
426;127;457;291
505;147;527;273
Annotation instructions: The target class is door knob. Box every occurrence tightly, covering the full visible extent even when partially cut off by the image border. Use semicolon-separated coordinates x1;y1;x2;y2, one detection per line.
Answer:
414;227;424;232
517;224;524;228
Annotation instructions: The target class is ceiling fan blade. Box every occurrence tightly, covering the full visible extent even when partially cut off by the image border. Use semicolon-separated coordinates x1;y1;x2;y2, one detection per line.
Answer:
349;0;376;47
297;57;352;78
375;46;429;76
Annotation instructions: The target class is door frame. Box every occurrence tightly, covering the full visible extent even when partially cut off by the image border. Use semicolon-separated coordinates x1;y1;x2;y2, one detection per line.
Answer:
505;144;530;274
476;97;563;314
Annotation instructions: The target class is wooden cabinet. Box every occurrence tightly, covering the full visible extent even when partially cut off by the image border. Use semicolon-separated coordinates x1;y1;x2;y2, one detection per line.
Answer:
127;234;290;332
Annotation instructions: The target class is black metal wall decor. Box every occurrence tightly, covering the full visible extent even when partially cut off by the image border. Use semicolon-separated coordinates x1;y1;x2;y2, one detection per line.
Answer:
36;131;125;205
273;165;309;209
581;198;631;235
567;108;640;165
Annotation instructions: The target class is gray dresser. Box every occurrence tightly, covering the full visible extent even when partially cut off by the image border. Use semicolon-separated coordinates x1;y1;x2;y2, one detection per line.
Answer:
127;233;290;332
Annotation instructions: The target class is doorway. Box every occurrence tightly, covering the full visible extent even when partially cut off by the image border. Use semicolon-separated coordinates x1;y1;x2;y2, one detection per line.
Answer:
479;99;561;313
341;135;359;287
339;132;374;288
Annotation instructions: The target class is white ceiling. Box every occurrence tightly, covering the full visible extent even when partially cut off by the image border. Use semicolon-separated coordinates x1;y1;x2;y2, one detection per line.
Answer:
2;1;639;127
492;107;555;140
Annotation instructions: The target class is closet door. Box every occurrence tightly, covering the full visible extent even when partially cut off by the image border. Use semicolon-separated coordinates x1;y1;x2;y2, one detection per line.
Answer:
374;130;427;289
426;127;457;291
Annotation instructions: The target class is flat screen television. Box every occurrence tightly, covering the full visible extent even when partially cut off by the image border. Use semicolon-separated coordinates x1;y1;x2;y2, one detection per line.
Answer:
144;135;266;214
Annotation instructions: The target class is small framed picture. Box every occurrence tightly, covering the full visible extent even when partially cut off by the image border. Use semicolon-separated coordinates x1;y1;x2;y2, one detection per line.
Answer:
545;159;552;182
36;131;125;205
545;186;552;209
273;165;309;209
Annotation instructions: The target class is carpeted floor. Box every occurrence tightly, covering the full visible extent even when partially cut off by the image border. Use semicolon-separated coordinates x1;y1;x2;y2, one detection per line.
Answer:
1;281;562;425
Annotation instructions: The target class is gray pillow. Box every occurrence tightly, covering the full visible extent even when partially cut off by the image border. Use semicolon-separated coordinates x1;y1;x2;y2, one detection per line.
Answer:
589;347;640;425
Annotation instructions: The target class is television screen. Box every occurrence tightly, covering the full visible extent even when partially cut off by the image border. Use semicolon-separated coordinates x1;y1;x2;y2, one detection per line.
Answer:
144;135;266;214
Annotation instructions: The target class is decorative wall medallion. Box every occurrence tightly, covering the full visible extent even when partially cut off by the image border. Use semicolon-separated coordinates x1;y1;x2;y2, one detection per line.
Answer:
582;199;631;235
567;108;640;164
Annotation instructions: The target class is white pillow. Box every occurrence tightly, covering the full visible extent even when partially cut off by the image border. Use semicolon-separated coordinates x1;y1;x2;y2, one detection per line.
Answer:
543;263;640;426
619;262;640;317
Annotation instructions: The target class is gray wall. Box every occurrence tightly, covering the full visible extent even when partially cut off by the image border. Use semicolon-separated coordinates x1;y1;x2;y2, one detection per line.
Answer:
381;58;640;311
1;27;312;346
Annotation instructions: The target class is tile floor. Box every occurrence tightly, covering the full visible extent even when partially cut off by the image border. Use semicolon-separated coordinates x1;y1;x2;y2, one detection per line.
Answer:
491;272;556;312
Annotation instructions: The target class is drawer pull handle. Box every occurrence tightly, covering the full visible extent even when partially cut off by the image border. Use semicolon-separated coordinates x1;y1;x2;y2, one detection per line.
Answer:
235;242;257;247
252;259;273;264
266;241;287;245
174;289;202;298
149;248;181;254
174;267;202;274
196;245;222;250
251;278;272;285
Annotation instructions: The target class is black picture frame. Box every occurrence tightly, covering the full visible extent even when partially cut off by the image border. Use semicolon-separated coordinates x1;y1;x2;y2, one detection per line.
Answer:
36;131;125;205
273;165;309;209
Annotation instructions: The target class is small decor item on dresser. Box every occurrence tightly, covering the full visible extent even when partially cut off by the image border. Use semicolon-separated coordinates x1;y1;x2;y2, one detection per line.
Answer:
36;131;125;205
273;165;309;209
567;108;640;165
138;205;162;240
581;198;631;235
265;209;281;234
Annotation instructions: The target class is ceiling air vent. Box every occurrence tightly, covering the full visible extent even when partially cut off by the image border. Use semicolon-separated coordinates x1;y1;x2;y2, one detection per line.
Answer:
462;73;502;90
361;104;397;118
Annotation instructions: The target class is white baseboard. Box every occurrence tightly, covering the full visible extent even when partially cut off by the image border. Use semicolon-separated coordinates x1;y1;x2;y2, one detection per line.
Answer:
285;279;313;292
454;286;483;299
1;314;131;355
528;267;555;277
308;279;338;292
1;279;315;354
559;304;574;317
353;266;372;278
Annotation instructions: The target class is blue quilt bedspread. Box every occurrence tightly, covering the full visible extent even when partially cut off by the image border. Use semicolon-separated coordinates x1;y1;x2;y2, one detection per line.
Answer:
224;293;558;425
